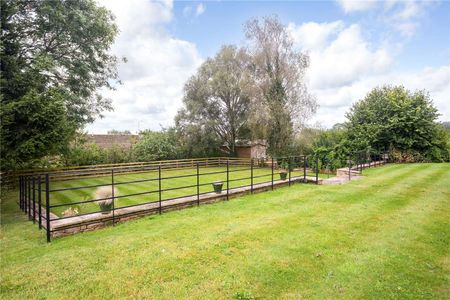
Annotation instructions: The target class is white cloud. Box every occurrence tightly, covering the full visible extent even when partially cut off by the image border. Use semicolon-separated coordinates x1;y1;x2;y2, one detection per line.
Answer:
289;20;450;127
309;66;450;127
183;5;192;17
289;21;392;90
336;0;378;13
196;3;205;16
183;3;205;18
337;0;434;37
288;21;344;50
88;0;203;133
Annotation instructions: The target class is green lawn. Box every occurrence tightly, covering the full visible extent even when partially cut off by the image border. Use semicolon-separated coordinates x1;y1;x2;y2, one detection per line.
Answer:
40;166;323;216
1;163;449;299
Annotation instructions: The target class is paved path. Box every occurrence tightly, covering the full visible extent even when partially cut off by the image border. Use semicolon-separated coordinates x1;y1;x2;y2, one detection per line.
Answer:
321;160;385;185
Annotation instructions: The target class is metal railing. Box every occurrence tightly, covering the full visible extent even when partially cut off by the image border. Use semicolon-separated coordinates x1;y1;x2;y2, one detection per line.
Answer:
17;153;388;242
18;156;325;242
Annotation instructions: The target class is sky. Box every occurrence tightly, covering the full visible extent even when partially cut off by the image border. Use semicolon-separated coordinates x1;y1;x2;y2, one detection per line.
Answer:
88;0;450;133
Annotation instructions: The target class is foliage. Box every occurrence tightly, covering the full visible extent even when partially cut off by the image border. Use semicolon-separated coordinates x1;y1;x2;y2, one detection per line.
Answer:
61;132;133;166
244;16;317;156
0;0;119;170
132;130;178;161
0;89;76;169
290;127;322;156
173;122;222;158
345;85;448;162
176;45;252;155
107;129;132;135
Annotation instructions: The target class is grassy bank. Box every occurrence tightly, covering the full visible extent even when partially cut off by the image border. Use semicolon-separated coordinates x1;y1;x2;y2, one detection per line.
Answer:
1;163;449;299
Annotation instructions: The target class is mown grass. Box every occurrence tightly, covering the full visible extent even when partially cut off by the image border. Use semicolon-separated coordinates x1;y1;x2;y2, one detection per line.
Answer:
38;166;324;216
1;163;448;299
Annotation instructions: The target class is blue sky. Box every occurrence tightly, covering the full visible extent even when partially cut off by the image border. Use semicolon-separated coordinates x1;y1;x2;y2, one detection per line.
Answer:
171;1;449;68
88;0;450;133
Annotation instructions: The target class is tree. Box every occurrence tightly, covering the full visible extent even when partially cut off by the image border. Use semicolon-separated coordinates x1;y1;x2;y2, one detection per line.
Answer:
244;16;317;156
176;45;252;155
1;0;120;170
174;119;222;158
132;130;178;161
0;88;75;168
107;130;132;135
345;85;448;161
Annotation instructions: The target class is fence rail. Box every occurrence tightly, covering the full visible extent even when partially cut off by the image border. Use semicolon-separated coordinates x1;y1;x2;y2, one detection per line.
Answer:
17;152;387;242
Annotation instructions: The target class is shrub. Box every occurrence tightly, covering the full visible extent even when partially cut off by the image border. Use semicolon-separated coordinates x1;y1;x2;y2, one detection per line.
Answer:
94;186;117;212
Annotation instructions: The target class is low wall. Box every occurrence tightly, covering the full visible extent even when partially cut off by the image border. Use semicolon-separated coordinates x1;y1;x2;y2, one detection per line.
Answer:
45;175;319;238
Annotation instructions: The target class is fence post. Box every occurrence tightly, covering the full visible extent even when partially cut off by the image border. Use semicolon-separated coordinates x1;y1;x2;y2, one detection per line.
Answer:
158;164;162;214
358;153;361;172
315;156;319;184
348;153;351;181
111;169;115;226
303;155;307;182
38;176;42;229
226;160;229;200
196;162;200;206
271;157;274;190
24;176;27;214
28;176;32;220
19;176;22;211
288;157;291;186
22;176;25;211
251;158;254;194
32;177;36;224
45;174;50;243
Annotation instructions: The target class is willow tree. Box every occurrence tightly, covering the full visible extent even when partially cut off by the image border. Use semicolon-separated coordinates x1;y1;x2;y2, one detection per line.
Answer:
244;16;317;156
0;0;120;169
176;45;253;155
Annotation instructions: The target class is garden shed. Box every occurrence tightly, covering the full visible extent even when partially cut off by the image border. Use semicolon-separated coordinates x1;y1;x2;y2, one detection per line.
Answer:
234;140;267;159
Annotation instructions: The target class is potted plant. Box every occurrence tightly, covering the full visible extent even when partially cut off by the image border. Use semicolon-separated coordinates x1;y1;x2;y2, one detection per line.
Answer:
212;181;224;194
279;160;288;180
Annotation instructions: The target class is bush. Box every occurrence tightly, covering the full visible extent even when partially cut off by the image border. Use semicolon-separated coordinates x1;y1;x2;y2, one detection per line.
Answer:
132;130;178;161
94;186;117;212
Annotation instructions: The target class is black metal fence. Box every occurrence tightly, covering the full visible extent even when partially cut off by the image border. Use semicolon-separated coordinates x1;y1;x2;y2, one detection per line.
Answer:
18;152;387;242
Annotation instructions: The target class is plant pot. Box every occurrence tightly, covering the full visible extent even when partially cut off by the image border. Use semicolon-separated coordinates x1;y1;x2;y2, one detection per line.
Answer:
98;199;113;214
279;171;287;180
212;182;224;194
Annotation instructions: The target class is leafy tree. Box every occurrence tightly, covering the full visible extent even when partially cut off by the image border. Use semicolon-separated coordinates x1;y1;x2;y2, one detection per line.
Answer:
107;129;132;135
1;0;119;170
1;88;75;168
176;45;252;155
173;121;222;158
345;86;448;161
441;121;450;131
133;130;178;161
244;16;317;156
